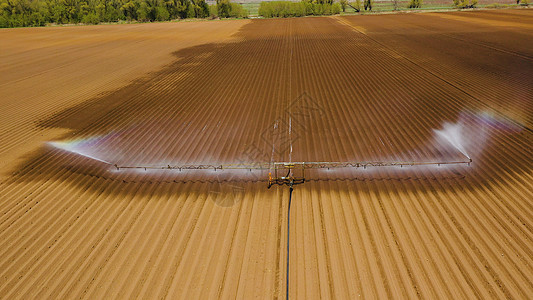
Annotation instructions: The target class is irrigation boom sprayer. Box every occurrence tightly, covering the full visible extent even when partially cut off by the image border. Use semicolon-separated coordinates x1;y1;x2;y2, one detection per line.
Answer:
51;129;472;300
111;159;473;188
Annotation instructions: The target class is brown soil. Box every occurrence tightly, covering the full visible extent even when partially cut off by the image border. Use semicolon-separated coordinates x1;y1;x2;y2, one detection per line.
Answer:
0;11;532;299
0;20;248;179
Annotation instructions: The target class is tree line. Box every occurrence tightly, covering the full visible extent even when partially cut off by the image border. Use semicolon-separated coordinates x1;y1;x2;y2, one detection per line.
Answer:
0;0;247;27
258;0;341;18
2;0;528;28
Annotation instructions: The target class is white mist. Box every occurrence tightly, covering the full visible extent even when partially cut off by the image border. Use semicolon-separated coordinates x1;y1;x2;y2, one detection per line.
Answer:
434;122;470;159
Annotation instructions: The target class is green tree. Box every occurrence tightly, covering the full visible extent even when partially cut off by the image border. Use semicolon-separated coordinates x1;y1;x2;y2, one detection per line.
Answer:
348;0;361;12
0;0;244;28
339;0;347;12
258;0;339;17
363;0;372;10
192;0;209;18
208;3;217;17
81;11;99;23
216;0;230;17
136;1;150;20
408;0;422;8
121;1;137;20
453;0;476;8
165;0;192;19
155;5;169;20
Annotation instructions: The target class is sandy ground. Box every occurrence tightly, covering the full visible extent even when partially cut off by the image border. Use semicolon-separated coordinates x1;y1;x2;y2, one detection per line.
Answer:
0;10;532;299
0;20;249;180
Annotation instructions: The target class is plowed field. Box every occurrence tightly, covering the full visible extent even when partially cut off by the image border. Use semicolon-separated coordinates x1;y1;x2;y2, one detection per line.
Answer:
1;10;532;299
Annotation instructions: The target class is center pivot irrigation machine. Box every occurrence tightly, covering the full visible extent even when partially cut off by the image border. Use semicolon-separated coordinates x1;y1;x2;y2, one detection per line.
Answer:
112;159;472;188
110;156;472;300
51;134;472;300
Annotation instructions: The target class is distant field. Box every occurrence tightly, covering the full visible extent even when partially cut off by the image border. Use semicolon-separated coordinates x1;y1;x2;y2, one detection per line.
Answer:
235;0;521;16
0;9;532;299
241;2;261;15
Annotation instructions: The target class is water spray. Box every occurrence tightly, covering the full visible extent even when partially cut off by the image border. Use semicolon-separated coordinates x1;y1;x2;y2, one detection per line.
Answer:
434;122;470;159
48;141;113;165
48;139;472;184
